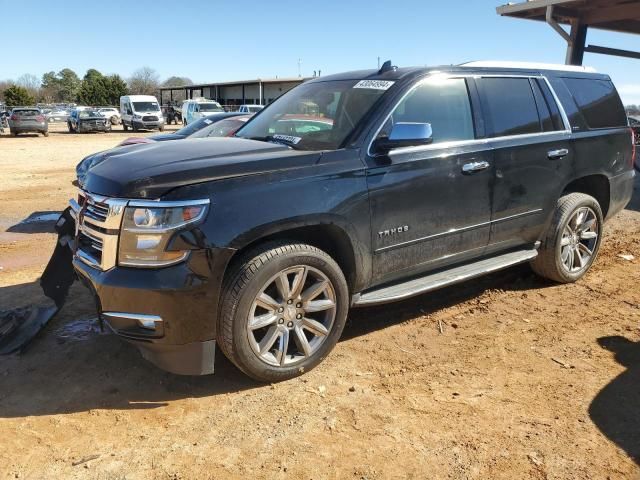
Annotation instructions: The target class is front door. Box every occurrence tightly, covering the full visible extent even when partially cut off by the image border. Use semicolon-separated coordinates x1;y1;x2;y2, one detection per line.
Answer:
366;76;493;286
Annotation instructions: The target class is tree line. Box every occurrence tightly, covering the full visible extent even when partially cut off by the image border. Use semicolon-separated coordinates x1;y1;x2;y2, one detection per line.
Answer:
0;67;192;108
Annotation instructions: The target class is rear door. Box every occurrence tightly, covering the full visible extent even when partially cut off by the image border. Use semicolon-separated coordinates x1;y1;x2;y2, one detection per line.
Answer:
476;76;573;252
366;76;494;285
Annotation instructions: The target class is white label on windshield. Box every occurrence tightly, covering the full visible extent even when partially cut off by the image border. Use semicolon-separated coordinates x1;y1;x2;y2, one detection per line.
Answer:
353;80;395;90
204;119;213;124
272;134;302;145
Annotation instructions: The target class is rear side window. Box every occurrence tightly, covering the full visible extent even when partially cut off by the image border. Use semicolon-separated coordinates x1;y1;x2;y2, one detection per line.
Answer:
479;78;541;137
380;77;475;144
562;78;626;129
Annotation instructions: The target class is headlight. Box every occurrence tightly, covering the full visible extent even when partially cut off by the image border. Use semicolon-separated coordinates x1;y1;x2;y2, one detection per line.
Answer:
118;200;209;267
133;114;142;120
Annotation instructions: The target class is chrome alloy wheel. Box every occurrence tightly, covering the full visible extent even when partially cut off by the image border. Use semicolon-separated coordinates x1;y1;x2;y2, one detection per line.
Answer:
247;266;337;367
560;207;599;273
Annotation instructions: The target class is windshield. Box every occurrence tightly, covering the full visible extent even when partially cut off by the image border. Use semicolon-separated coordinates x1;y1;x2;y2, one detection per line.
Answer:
79;110;101;117
191;117;249;138
235;79;390;150
199;103;223;112
133;101;160;112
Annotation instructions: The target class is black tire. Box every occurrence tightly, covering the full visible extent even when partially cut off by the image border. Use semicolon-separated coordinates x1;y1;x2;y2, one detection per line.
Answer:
11;130;17;136
42;131;49;137
110;115;118;125
132;123;138;132
218;241;349;382
158;124;165;132
123;122;129;132
531;192;603;283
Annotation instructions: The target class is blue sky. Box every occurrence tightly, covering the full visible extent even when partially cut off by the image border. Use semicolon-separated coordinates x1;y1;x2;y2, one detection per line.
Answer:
2;0;640;104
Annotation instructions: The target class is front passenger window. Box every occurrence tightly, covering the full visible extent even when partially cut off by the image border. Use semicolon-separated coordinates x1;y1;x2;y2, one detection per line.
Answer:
380;77;475;144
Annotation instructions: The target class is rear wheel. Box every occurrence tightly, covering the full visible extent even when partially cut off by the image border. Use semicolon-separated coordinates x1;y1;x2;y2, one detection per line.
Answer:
218;242;349;382
42;131;49;137
531;193;603;283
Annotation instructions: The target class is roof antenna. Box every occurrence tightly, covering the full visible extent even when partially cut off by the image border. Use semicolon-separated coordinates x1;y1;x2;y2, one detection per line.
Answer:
378;60;397;74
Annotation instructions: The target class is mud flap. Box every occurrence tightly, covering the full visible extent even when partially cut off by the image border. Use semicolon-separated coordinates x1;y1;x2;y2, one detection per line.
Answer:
0;208;76;355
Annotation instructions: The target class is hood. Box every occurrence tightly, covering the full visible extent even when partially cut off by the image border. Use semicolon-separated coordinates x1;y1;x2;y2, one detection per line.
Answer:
147;132;186;142
77;137;321;198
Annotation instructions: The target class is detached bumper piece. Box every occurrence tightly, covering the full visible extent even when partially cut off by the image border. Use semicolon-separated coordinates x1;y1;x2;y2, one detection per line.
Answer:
0;208;76;355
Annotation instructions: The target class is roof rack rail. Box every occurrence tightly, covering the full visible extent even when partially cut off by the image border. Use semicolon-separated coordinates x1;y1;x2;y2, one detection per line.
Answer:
460;61;597;73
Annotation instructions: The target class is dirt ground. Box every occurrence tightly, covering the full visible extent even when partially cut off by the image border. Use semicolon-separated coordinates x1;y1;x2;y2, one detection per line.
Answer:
0;124;639;479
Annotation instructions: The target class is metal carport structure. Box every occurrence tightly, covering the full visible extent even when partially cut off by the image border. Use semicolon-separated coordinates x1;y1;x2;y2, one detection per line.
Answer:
497;0;640;65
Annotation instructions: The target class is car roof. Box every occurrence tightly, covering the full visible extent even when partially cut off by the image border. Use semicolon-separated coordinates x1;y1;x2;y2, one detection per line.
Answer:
308;62;610;84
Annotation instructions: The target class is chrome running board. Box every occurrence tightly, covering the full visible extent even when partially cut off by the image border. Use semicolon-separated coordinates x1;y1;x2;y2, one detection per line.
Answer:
353;249;538;307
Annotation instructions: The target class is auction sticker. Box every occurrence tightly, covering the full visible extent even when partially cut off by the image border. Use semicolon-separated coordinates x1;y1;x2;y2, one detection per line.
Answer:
353;80;395;90
272;134;302;144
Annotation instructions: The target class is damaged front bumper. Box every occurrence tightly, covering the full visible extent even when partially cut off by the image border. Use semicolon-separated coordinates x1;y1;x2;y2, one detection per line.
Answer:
3;202;235;375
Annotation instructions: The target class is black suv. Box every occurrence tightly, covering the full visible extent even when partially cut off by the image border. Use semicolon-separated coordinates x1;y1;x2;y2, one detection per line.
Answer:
50;61;635;382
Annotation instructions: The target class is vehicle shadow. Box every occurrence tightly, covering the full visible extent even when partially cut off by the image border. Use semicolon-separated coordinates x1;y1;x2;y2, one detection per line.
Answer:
589;336;640;465
6;211;60;234
0;264;547;419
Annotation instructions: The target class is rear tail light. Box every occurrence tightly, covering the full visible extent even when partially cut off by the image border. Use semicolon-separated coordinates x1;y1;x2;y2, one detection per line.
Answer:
631;128;637;168
36;115;45;122
10;114;17;121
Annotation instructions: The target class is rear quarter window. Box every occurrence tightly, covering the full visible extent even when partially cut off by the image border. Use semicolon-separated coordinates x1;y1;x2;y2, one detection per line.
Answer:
562;78;626;129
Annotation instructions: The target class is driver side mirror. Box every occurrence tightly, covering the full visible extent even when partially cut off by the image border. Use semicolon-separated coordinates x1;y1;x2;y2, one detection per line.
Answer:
374;122;433;154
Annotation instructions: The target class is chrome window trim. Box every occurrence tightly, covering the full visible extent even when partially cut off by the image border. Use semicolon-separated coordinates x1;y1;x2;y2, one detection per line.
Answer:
367;73;572;159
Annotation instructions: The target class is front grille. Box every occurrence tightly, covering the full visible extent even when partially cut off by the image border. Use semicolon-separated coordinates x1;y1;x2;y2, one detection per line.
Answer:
71;191;127;271
142;115;158;122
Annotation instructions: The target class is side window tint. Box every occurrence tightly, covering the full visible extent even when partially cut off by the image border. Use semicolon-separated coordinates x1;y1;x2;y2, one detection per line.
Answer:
480;78;541;137
530;80;554;132
563;78;627;129
381;78;474;144
536;79;564;131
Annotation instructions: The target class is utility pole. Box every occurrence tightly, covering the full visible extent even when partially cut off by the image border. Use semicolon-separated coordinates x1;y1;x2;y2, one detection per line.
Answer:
298;58;302;78
377;56;380;69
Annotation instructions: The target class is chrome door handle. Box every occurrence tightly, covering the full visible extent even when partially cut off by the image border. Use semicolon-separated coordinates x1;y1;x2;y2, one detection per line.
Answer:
462;161;490;174
548;148;569;160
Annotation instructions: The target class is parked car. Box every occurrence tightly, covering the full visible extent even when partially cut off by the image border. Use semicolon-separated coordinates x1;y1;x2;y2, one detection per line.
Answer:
162;105;182;125
238;104;264;114
181;98;224;125
67;109;111;133
48;61;635;382
8;108;48;136
117;112;249;146
97;107;121;125
120;95;165;132
45;109;70;123
189;114;252;138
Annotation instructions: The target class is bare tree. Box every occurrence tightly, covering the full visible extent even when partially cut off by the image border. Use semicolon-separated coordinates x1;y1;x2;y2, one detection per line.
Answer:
16;74;41;101
128;67;160;96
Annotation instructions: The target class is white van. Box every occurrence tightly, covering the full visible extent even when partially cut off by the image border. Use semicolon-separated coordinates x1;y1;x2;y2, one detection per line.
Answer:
181;98;224;125
120;95;165;131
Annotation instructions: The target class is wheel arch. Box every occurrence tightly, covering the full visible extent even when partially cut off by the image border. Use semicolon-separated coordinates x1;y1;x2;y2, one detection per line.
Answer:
224;220;364;294
562;174;611;219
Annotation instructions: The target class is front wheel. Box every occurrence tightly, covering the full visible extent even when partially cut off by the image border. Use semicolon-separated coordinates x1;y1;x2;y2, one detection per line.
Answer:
123;122;128;132
531;193;603;283
218;242;349;382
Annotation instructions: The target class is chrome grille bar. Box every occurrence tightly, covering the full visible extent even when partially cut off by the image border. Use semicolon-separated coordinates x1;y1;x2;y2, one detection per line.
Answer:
70;190;127;271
